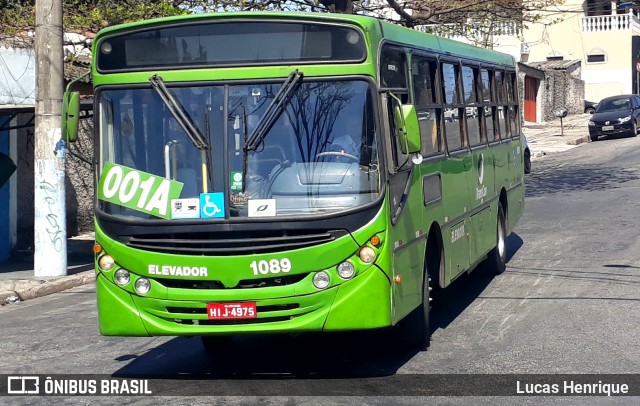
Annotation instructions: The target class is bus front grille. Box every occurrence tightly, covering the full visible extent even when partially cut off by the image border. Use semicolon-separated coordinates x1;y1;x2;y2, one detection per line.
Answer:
120;230;344;255
155;273;308;289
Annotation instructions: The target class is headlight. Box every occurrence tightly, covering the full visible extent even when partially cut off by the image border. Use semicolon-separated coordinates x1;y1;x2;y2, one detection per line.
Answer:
337;261;355;279
98;255;115;270
619;115;632;123
588;121;595;126
359;246;376;263
313;271;330;289
134;278;151;295
114;269;130;286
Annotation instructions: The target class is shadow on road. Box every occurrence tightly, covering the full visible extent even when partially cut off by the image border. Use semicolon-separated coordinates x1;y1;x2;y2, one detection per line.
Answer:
113;329;416;379
525;164;638;198
111;234;523;380
430;232;523;332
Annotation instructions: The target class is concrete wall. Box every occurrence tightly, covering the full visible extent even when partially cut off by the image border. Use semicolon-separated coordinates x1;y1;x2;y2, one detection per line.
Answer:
540;71;585;121
66;117;94;237
0;47;35;105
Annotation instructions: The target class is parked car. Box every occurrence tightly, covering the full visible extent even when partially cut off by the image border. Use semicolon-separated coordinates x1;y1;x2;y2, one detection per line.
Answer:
588;95;640;141
584;100;598;114
522;134;531;174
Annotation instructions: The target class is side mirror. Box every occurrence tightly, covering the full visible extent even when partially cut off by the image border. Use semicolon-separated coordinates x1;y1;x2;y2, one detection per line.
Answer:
62;91;80;142
394;104;421;154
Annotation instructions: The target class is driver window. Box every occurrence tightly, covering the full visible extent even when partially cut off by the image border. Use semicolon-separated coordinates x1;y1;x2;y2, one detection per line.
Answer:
380;46;409;169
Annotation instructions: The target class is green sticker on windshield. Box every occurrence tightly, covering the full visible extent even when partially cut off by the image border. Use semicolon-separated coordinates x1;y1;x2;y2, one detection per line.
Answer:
98;162;183;219
230;171;243;191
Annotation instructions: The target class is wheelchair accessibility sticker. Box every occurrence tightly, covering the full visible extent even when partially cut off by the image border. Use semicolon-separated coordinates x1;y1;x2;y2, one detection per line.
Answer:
200;192;225;218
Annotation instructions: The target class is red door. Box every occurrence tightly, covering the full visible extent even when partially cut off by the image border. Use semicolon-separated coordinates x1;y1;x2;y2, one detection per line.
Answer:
524;76;537;122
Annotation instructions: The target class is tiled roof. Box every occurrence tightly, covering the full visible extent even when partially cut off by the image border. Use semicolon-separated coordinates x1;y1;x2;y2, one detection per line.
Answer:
0;35;34;49
64;56;92;83
526;60;581;71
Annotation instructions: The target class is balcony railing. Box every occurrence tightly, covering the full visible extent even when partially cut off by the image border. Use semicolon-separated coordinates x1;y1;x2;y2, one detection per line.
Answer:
582;10;640;32
415;21;522;40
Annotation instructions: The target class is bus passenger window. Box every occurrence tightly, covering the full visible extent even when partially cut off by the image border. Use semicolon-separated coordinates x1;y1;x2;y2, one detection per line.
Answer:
412;57;436;105
484;106;497;142
444;108;463;151
380;47;407;89
467;107;483;146
508;106;519;138
461;66;477;104
418;109;441;156
497;106;507;138
442;64;460;105
411;56;441;156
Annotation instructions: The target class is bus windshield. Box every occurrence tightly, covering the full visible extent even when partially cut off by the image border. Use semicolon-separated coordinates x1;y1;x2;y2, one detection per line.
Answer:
97;78;381;219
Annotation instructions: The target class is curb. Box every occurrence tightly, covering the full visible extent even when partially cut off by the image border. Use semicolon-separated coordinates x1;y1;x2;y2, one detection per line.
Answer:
566;135;591;146
0;271;95;305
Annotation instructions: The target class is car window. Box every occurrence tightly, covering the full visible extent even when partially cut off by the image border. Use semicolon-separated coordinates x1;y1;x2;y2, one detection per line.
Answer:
597;98;631;112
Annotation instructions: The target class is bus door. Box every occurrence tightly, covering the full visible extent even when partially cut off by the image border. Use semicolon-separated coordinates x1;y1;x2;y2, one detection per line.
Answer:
382;47;426;323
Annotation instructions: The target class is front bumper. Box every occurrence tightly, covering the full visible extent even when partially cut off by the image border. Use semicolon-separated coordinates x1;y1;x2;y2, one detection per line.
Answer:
96;264;392;336
589;122;634;138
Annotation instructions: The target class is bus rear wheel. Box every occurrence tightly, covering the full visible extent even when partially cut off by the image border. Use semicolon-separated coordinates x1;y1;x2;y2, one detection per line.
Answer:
488;204;507;274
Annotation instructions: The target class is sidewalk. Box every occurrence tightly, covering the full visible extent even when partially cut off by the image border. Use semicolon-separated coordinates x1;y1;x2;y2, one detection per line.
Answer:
522;113;592;159
0;233;95;305
0;114;592;306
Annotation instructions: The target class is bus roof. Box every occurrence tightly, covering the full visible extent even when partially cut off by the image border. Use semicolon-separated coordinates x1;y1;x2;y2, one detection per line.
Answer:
94;11;515;68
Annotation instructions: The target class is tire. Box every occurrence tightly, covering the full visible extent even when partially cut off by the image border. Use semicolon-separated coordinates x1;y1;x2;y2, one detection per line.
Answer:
524;149;531;174
590;134;598;142
397;250;437;350
585;107;595;114
632;121;638;137
487;204;507;275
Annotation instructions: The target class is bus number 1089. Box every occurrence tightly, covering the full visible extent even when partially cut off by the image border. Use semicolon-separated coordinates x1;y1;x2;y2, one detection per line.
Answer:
249;258;292;275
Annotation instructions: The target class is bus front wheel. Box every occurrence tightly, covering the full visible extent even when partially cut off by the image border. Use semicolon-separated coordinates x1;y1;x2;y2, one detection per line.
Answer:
488;204;507;274
398;248;438;350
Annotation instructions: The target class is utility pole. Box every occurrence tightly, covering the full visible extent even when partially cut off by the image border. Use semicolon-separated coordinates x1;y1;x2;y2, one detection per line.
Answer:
34;0;67;276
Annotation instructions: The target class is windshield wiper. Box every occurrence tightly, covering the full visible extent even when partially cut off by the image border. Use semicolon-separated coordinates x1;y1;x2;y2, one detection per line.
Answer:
150;74;213;191
149;74;209;150
245;69;303;152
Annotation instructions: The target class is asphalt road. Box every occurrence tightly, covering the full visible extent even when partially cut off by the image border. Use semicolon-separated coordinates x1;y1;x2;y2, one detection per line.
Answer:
2;133;640;404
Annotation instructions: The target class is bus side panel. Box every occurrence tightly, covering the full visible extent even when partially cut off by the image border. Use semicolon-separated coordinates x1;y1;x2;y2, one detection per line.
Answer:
324;265;392;330
467;146;497;261
507;180;525;234
507;138;526;234
439;154;472;286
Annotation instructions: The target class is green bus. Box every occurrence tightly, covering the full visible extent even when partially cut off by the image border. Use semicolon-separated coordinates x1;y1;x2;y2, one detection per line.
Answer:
64;11;525;350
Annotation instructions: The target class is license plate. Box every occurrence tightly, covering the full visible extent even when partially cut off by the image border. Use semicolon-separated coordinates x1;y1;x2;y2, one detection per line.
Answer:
602;125;614;131
207;302;257;320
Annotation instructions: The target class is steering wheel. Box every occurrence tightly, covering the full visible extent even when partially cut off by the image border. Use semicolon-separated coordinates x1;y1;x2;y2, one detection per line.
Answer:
315;151;358;162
